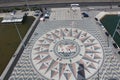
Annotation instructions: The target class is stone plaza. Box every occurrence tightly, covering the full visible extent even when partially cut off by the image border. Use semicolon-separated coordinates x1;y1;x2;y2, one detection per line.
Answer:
8;7;120;80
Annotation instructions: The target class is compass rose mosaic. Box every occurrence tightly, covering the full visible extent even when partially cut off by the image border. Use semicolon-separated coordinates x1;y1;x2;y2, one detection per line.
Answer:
31;28;103;80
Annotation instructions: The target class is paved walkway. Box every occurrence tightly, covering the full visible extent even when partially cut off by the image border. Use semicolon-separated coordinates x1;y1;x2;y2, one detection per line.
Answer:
50;8;82;20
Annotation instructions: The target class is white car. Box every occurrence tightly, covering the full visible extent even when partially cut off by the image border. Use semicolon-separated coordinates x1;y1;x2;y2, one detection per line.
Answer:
44;11;50;18
70;4;79;7
40;17;45;21
70;4;79;11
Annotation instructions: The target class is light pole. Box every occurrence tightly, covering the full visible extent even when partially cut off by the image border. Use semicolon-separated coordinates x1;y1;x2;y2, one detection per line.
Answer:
14;23;22;41
14;22;26;48
24;0;30;11
110;0;114;9
112;17;120;38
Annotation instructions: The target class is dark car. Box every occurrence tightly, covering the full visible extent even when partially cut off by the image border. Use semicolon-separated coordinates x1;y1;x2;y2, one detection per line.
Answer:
108;78;119;80
118;51;120;55
95;18;98;21
105;32;109;37
118;5;120;7
113;43;118;49
81;12;89;17
34;13;39;16
40;13;44;17
35;10;40;13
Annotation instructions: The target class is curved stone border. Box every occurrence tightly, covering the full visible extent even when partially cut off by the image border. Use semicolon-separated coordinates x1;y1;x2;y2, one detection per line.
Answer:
95;11;120;21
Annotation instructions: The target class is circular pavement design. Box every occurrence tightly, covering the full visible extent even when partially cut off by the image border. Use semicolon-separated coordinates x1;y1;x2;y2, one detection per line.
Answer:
31;28;103;80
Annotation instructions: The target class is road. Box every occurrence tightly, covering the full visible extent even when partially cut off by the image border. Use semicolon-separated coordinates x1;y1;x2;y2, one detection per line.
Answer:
0;0;120;8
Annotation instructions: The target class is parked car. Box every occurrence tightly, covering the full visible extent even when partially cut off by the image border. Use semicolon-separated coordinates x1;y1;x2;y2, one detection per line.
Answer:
118;51;120;55
44;13;50;18
105;32;109;37
40;13;44;17
44;11;50;18
108;78;119;80
81;12;89;17
34;13;39;16
70;4;79;7
113;43;118;49
35;10;40;13
40;17;45;21
70;4;79;11
95;18;98;21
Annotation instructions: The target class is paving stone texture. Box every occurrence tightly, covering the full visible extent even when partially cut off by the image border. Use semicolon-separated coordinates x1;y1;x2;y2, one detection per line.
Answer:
8;7;120;80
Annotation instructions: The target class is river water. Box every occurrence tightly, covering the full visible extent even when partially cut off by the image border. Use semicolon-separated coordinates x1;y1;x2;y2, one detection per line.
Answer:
100;15;120;47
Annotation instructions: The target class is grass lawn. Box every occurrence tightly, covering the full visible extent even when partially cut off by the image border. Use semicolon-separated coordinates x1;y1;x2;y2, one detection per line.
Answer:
0;16;35;75
100;15;120;47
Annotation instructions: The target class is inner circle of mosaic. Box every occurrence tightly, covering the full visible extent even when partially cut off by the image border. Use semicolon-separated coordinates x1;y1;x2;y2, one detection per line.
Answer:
54;39;80;59
31;28;103;80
